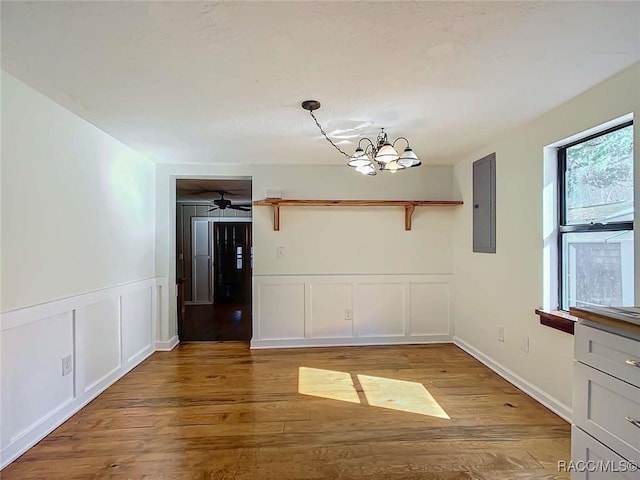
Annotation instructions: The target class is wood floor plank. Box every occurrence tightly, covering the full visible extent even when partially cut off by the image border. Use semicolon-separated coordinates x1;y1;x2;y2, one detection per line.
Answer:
2;343;570;479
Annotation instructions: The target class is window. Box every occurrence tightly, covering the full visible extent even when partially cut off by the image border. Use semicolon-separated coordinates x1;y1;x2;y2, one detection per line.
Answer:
558;121;634;310
236;245;243;270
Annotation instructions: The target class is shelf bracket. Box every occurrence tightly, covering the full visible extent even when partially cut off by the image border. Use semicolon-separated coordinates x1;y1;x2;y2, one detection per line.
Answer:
404;204;415;231
273;205;280;231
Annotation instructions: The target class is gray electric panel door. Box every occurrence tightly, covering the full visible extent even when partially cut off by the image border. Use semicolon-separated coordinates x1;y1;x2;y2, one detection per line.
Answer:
473;153;496;253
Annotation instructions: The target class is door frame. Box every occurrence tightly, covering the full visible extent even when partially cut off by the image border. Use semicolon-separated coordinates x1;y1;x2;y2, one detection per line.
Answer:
169;174;253;345
190;216;252;305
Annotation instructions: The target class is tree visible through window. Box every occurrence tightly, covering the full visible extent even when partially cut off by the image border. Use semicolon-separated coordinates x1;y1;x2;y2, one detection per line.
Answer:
559;122;634;310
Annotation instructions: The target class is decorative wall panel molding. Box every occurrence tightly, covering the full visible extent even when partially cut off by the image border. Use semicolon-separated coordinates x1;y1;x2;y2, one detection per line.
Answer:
0;277;166;469
252;274;452;348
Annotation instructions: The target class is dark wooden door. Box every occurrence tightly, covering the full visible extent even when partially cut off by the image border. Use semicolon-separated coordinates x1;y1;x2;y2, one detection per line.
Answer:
214;222;252;304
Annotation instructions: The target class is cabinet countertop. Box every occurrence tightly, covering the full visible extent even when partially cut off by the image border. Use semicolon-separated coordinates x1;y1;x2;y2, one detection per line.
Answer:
570;306;640;337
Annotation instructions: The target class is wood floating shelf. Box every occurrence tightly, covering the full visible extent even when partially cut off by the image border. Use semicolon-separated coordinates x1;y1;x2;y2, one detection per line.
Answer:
253;198;463;231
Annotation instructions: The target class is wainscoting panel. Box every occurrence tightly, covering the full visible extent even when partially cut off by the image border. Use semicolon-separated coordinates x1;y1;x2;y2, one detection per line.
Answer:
355;283;405;337
121;287;153;365
75;298;121;394
0;312;74;450
0;277;166;469
252;275;452;348
258;283;305;340
309;283;353;338
409;282;450;336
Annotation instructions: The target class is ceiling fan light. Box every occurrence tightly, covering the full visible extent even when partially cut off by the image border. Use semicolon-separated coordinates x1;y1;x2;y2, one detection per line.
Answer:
398;147;422;168
374;142;399;164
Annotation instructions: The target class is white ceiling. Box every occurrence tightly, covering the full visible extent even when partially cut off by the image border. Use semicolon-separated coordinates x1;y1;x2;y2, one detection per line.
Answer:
2;1;639;166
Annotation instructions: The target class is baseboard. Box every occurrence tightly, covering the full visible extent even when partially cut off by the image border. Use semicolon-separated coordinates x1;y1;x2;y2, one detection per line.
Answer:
251;335;452;349
453;336;572;422
155;335;179;351
0;346;154;469
127;345;155;367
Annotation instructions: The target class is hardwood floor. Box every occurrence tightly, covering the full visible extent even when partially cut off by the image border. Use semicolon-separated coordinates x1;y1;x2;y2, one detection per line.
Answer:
3;343;571;479
180;303;252;341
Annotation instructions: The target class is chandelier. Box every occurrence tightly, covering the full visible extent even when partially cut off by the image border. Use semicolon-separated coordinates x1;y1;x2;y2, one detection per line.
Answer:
301;100;421;176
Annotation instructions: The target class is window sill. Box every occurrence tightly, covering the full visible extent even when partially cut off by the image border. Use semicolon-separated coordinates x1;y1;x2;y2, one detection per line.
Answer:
535;309;577;335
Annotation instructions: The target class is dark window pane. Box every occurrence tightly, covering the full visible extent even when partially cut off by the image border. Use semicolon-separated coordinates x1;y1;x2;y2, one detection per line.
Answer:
565;125;633;225
561;230;634;309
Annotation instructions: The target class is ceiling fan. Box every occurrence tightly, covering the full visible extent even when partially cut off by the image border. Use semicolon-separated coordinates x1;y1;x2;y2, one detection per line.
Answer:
207;190;251;212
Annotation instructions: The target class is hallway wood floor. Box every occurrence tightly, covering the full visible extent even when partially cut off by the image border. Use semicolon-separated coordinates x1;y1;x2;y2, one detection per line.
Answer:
3;343;570;480
180;303;252;342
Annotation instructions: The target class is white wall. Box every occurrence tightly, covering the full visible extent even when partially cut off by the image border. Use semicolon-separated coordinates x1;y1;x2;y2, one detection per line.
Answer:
1;72;156;312
0;72;161;467
451;62;640;417
155;163;460;346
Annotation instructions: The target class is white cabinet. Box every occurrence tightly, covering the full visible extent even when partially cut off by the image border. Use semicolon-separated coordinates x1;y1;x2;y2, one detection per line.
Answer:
573;323;640;480
571;426;639;480
574;362;640;462
575;324;640;387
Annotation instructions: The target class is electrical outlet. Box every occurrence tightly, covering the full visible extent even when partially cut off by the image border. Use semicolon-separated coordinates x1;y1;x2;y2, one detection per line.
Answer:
277;247;285;259
497;327;504;342
345;309;353;321
520;336;530;353
62;355;73;376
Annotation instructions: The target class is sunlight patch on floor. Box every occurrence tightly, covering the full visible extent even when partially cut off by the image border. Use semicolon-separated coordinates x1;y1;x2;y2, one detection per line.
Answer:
297;367;450;418
298;367;361;404
357;374;450;419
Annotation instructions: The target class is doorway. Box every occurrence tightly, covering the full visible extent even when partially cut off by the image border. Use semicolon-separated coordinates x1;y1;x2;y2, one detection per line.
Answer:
175;178;252;342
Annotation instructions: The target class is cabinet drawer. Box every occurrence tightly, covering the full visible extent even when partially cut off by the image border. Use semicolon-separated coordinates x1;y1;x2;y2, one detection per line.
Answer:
574;362;640;463
576;323;640;388
571;426;639;479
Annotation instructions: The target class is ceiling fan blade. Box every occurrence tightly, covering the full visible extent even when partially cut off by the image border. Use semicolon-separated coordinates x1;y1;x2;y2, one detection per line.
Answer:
212;189;241;196
193;189;239;197
229;205;251;212
207;207;219;212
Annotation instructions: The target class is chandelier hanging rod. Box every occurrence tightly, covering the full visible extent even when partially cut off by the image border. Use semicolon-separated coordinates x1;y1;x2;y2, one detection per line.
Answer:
303;100;352;160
